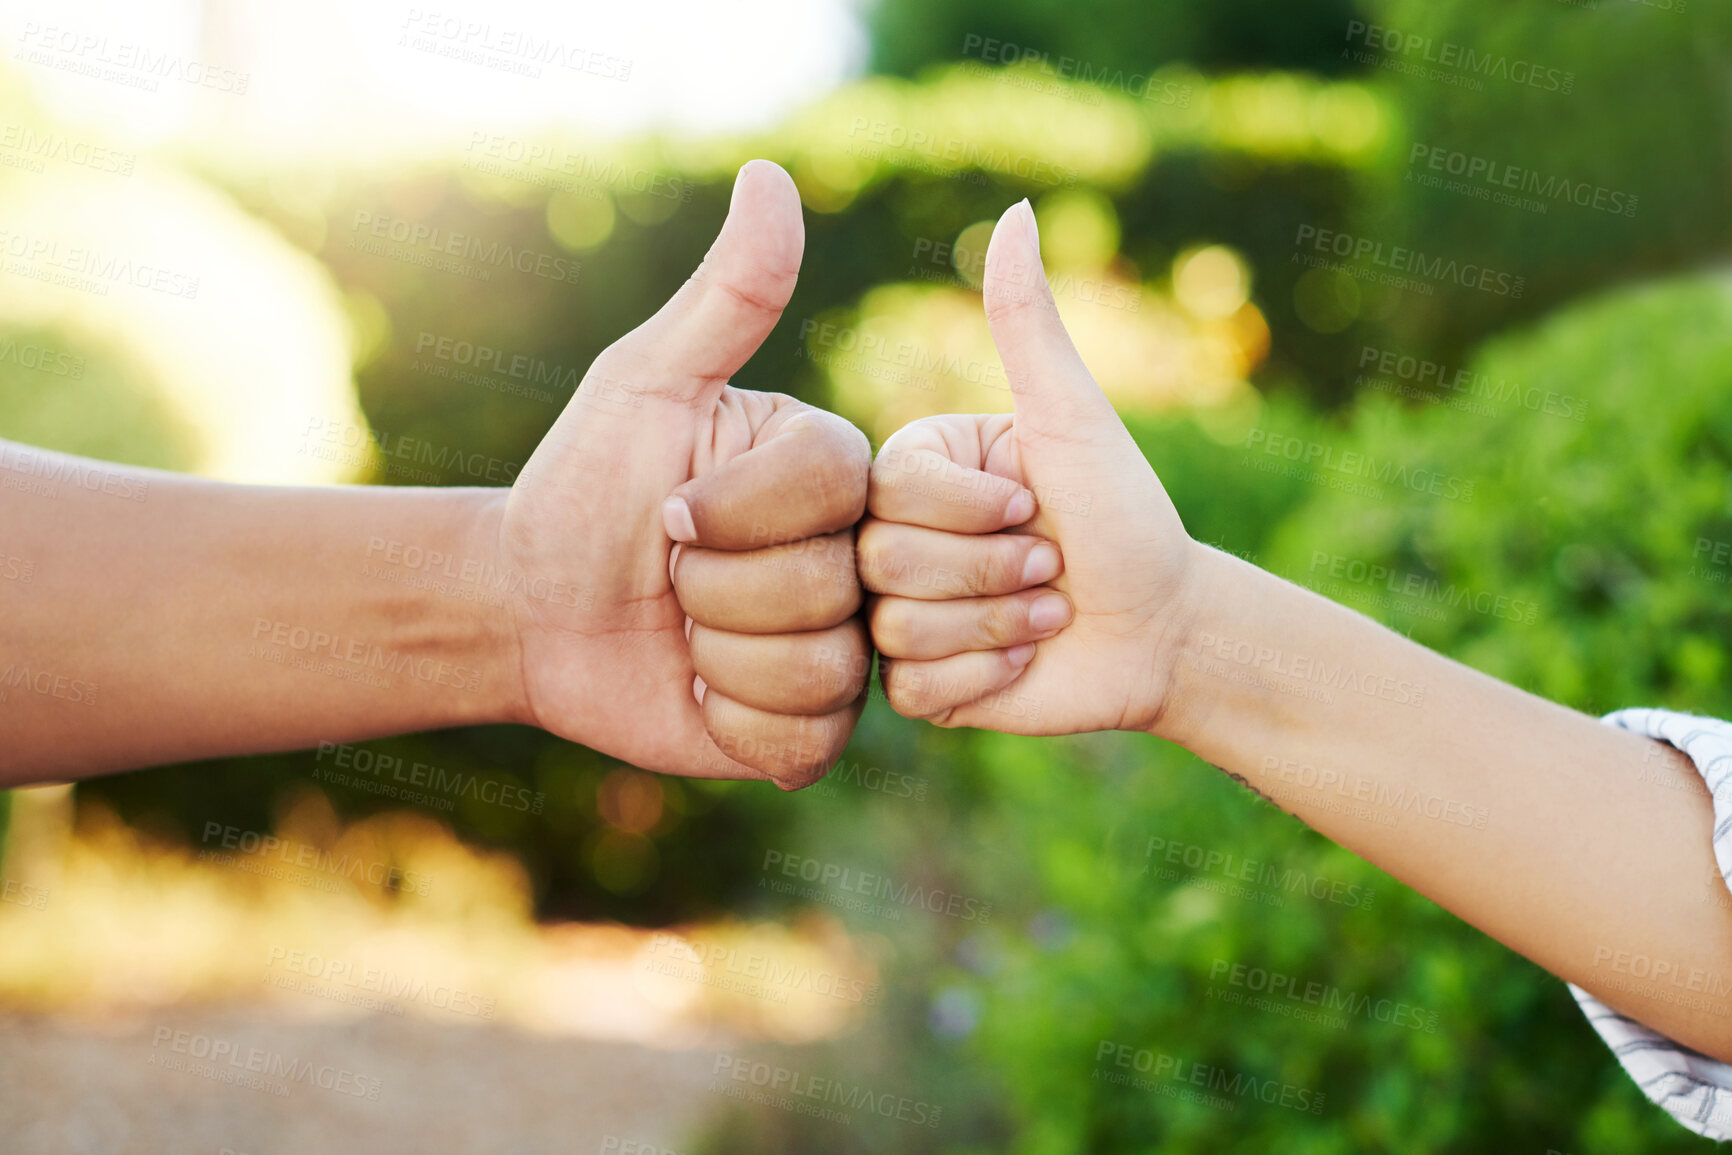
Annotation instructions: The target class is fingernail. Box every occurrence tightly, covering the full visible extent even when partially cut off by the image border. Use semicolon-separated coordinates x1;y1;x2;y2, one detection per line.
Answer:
662;496;697;543
1028;592;1071;634
693;675;707;706
1003;489;1036;526
1021;541;1061;586
684;616;694;641
1006;642;1036;667
1020;199;1039;251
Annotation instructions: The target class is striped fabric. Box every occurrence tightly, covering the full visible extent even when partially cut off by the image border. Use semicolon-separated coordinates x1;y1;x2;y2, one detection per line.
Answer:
1569;708;1732;1141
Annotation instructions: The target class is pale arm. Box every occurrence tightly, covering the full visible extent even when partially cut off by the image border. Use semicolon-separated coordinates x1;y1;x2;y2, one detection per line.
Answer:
1155;543;1732;1061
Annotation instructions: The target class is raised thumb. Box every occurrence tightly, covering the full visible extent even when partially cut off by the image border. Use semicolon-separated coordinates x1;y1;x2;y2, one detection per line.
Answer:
981;199;1121;437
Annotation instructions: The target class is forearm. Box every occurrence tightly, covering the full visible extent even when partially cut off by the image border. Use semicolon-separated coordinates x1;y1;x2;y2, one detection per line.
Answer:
0;441;525;783
1156;543;1732;1056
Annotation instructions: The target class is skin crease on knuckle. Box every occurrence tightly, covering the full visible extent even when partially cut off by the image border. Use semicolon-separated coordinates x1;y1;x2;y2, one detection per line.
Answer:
754;412;869;542
866;597;912;657
705;699;857;789
977;537;1030;595
812;424;872;531
882;661;950;723
674;532;861;633
975;597;1024;650
688;619;868;716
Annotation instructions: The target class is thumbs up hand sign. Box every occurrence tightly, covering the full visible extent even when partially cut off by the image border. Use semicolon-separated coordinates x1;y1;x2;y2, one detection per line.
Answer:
496;160;871;788
857;199;1202;735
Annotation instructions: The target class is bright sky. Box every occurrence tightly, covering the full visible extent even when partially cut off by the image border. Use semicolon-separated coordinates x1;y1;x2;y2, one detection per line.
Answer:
3;0;867;159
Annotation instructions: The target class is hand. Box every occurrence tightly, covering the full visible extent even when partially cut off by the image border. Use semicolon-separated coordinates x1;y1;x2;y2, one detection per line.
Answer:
494;160;871;788
856;198;1202;735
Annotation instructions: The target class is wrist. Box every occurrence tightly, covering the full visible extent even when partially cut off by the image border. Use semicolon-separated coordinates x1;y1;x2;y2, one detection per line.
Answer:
1142;541;1243;748
428;487;533;728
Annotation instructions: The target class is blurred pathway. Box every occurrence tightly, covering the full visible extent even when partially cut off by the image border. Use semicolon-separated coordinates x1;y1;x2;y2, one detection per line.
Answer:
0;1007;716;1154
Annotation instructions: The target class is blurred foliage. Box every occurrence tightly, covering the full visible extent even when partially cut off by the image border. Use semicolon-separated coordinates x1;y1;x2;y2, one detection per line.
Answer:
869;0;1364;78
1349;0;1732;362
3;0;1731;1149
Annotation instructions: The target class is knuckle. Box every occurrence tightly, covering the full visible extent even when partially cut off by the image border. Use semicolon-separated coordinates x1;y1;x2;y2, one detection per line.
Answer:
978;540;1022;593
974;598;1022;648
710;716;828;786
811;568;863;625
771;715;852;790
804;637;867;712
884;662;955;721
772;752;833;792
868;452;908;493
881;665;931;720
811;453;868;525
854;528;897;593
867;599;911;655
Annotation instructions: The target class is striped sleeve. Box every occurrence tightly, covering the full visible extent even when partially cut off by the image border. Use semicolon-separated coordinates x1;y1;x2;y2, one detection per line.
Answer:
1567;707;1732;1141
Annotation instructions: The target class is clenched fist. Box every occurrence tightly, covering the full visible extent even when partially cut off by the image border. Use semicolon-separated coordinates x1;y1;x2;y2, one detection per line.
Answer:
498;160;872;788
856;198;1202;735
